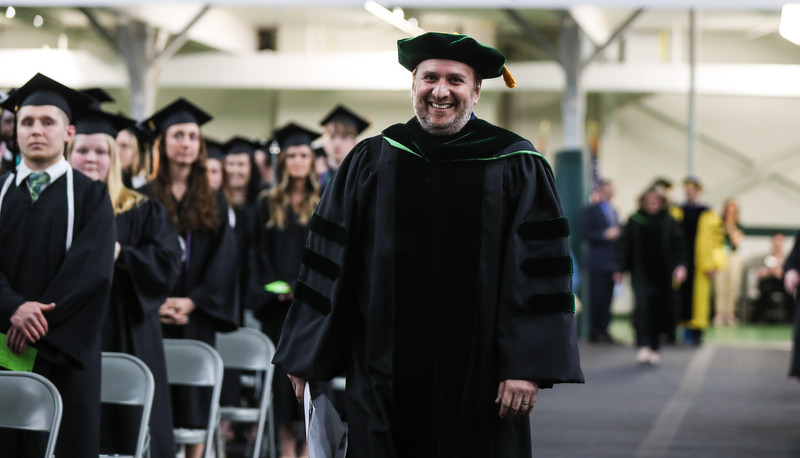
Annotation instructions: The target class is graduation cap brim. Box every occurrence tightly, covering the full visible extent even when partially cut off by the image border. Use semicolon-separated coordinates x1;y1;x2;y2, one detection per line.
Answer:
273;122;321;149
205;138;225;161
0;73;93;121
126;123;155;148
142;97;212;137
74;109;136;137
319;105;370;135
80;88;115;108
398;32;506;80
224;136;259;156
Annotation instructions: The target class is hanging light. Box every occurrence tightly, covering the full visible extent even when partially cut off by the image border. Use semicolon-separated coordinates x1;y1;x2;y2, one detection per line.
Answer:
364;1;425;37
780;4;800;45
33;14;43;27
5;6;15;19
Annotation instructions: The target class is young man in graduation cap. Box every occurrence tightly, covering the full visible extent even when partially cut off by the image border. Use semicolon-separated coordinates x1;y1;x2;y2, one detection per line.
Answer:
318;105;370;188
0;73;116;457
273;32;584;457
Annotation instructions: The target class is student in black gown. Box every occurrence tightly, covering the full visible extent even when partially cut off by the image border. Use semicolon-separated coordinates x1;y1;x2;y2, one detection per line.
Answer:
139;98;239;458
318;105;369;191
223;136;261;320
116;125;151;189
205;138;225;192
217;137;261;446
784;231;800;379
253;122;320;458
614;187;687;365
66;108;182;458
0;73;116;458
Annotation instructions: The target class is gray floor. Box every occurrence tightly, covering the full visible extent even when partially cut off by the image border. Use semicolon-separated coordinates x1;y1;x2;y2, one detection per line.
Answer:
530;342;800;457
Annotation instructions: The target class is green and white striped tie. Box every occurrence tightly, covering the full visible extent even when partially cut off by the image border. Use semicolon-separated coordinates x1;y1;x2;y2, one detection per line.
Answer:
27;172;50;202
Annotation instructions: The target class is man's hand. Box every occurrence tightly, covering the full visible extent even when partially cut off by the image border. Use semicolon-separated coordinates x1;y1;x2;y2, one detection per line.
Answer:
288;374;306;404
9;301;55;344
786;269;800;296
495;379;538;418
6;326;28;355
673;265;687;284
604;226;621;240
159;297;195;325
114;242;121;261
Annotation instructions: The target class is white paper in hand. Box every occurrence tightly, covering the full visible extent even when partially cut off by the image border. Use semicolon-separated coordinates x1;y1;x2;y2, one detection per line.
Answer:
304;382;347;458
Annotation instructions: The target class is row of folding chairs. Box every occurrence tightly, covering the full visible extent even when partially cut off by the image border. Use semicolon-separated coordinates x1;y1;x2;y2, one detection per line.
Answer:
0;327;277;458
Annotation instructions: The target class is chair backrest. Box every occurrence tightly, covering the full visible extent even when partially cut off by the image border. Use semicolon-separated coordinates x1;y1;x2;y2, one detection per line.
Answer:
0;371;63;458
216;328;276;458
101;352;154;458
163;338;224;457
216;327;275;371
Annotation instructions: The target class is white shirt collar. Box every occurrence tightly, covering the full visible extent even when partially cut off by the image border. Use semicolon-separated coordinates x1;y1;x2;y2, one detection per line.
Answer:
16;157;70;186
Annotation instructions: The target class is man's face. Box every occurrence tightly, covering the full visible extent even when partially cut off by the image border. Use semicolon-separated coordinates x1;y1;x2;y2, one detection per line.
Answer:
224;152;252;189
601;182;615;201
684;183;699;202
0;110;14;140
411;59;481;136
16;105;74;168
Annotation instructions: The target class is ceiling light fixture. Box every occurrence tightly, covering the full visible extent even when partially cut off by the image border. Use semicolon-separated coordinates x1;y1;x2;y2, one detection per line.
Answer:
5;6;15;19
364;1;425;37
780;4;800;45
33;14;43;27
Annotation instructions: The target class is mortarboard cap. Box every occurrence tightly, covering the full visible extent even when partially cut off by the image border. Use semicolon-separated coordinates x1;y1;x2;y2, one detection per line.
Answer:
397;32;516;88
0;73;93;121
80;88;115;109
142;97;212;137
205;138;225;162
224;136;259;157
127;122;155;149
73;109;135;137
272;122;321;149
319;105;370;135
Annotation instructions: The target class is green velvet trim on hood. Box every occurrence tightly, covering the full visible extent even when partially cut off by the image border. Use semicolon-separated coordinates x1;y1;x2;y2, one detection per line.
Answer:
383;117;551;171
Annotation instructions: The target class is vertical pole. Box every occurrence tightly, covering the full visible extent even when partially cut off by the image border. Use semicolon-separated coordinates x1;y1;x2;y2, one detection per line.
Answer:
687;9;698;176
560;16;585;151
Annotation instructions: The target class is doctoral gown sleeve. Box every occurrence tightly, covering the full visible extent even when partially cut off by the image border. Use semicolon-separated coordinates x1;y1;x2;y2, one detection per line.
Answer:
116;199;182;319
496;154;584;388
785;230;800;273
272;138;376;380
38;179;116;367
187;192;239;332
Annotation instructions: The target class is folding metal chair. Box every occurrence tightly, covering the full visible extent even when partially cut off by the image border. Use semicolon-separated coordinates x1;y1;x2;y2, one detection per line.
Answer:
101;352;155;458
163;339;224;458
0;371;63;458
215;327;276;458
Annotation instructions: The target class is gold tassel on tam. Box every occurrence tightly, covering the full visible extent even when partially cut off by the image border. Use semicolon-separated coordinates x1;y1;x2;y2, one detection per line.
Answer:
502;65;517;88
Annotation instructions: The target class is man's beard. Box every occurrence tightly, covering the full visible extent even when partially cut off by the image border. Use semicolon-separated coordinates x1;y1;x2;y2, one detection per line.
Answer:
414;97;475;136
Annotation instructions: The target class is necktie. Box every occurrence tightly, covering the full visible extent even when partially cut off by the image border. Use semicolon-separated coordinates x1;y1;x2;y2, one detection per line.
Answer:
27;172;50;202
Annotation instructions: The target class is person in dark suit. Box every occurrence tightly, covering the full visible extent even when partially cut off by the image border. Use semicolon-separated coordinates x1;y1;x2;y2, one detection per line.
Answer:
581;178;621;343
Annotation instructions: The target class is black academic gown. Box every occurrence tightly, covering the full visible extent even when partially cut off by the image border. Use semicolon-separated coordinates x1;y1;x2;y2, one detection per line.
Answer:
252;196;310;424
139;183;239;428
273;118;584;458
785;231;800;377
615;210;686;349
0;169;115;458
101;198;181;458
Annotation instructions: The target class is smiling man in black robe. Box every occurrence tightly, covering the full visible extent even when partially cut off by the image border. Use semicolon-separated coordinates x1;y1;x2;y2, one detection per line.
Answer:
0;73;116;457
273;32;584;457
